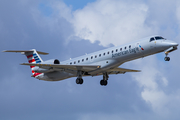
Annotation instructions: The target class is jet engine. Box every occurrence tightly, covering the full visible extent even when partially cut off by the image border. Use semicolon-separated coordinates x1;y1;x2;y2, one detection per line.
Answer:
40;59;60;64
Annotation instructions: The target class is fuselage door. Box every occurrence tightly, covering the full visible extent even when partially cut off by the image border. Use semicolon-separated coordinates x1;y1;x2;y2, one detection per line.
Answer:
136;43;141;53
149;37;156;49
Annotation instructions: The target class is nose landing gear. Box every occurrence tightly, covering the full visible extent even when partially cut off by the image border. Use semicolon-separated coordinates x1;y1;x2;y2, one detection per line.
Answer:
164;57;170;61
164;52;170;61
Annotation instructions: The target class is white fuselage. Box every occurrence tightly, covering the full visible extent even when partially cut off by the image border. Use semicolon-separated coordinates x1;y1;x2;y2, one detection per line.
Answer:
37;36;178;81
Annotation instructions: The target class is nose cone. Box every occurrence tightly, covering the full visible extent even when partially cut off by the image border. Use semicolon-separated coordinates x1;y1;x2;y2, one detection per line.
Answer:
163;40;178;47
170;42;178;47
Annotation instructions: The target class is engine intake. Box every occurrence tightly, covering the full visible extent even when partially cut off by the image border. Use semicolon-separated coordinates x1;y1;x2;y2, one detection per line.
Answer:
54;59;60;64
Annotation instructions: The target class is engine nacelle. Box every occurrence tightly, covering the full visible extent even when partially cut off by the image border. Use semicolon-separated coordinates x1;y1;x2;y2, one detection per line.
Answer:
41;59;60;64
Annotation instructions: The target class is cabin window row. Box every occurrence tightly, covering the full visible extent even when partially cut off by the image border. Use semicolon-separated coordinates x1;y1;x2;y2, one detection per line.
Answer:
70;45;132;64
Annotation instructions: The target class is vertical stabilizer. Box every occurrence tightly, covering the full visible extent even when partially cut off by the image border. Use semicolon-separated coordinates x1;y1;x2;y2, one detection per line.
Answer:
3;49;48;77
24;49;43;77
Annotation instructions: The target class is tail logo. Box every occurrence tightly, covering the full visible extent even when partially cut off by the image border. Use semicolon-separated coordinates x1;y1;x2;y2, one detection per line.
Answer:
33;53;41;63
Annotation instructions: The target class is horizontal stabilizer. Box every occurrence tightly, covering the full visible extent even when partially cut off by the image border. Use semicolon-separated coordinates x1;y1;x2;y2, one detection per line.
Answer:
3;50;49;55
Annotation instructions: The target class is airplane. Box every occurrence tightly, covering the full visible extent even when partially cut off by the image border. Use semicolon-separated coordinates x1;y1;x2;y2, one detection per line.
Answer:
3;35;178;86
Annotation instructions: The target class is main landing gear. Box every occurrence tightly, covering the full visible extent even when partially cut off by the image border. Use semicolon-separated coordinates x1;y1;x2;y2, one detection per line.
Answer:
76;78;83;84
76;70;83;84
100;72;109;86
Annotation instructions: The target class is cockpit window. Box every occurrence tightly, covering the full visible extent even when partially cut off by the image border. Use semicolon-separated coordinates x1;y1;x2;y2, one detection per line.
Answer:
155;36;164;40
150;37;155;42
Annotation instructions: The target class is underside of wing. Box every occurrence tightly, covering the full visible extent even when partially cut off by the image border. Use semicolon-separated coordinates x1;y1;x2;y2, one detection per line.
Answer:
107;67;141;73
21;63;101;72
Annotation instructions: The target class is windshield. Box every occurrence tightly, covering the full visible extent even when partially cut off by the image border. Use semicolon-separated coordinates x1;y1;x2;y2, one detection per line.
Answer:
155;36;165;40
150;37;155;42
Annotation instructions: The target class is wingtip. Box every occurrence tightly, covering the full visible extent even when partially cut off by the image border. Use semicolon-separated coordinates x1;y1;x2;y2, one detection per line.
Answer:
2;50;7;52
20;63;27;65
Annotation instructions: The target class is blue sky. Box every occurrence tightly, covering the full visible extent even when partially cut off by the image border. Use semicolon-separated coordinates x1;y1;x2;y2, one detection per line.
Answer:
63;0;96;10
0;0;180;120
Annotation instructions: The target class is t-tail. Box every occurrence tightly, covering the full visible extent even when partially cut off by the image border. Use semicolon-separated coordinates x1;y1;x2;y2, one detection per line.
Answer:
3;49;48;77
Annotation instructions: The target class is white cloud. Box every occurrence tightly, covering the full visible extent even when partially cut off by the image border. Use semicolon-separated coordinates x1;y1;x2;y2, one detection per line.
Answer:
69;0;157;46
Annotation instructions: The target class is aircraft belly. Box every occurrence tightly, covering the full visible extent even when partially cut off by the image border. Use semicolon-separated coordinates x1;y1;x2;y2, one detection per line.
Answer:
43;71;75;81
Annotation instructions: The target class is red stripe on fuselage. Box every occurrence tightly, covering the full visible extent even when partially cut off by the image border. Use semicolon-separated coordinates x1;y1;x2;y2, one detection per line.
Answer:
33;73;42;77
27;55;33;58
30;66;35;68
29;59;35;63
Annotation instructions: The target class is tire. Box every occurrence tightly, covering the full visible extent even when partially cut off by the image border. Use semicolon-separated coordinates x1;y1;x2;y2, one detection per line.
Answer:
79;78;83;84
100;80;108;86
76;78;80;84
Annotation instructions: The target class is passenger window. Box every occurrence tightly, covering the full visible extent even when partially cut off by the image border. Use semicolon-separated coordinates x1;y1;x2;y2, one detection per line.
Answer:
107;51;109;54
99;54;101;57
116;49;118;52
95;55;97;58
78;60;80;63
120;48;122;51
91;56;93;59
150;37;155;42
125;47;126;49
86;58;88;61
74;61;76;64
112;50;114;53
129;45;131;48
103;53;105;56
70;62;72;65
82;59;84;62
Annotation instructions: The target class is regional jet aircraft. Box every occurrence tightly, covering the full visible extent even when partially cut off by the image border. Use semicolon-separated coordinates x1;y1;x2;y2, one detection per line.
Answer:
4;35;178;86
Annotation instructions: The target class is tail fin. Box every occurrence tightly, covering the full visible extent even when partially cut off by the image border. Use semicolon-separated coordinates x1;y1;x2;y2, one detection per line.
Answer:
3;49;48;77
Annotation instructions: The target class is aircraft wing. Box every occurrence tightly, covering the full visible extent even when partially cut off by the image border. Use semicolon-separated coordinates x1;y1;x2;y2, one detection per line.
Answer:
21;63;101;71
107;67;141;73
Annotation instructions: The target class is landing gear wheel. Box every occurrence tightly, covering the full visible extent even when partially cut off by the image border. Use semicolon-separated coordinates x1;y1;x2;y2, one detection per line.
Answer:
79;78;83;84
164;57;170;61
76;78;80;84
100;80;108;86
76;78;83;84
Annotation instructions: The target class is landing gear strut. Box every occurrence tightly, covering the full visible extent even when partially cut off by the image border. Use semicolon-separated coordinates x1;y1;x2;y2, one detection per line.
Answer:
100;72;109;86
76;70;83;84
